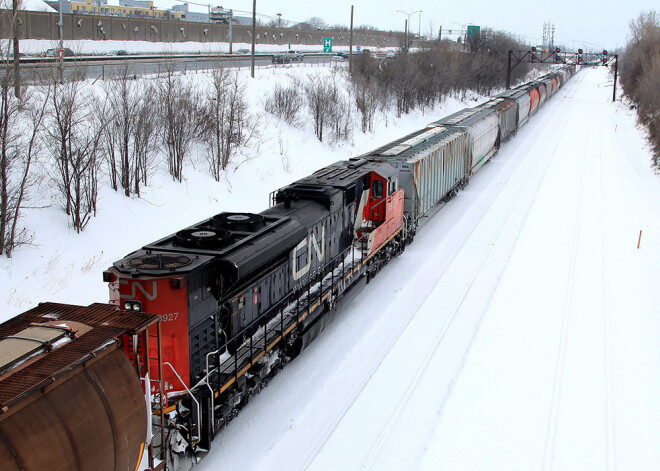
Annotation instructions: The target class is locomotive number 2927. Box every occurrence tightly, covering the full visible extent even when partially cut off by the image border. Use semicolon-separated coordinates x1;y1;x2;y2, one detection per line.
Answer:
161;312;179;322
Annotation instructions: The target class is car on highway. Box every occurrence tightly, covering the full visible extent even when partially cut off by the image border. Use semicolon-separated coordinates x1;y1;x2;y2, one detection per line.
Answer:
3;52;26;60
332;52;348;61
272;54;290;64
286;50;304;61
106;50;128;56
44;48;75;58
235;48;250;54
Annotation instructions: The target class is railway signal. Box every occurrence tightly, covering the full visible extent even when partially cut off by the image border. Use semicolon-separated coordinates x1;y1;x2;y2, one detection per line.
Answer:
505;49;619;101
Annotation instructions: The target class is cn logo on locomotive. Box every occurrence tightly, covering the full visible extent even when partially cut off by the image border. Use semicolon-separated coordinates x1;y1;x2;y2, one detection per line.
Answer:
118;279;158;300
292;225;325;281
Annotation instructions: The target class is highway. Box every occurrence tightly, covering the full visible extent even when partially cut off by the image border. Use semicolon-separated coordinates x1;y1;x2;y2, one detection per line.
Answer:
5;52;338;82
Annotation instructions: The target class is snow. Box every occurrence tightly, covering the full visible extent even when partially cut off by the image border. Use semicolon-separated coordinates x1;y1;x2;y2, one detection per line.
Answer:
15;38;394;56
189;67;658;471
17;0;55;12
2;64;660;471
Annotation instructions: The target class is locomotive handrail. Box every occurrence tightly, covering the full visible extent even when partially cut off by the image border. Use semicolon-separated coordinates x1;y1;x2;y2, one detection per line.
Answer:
163;362;201;446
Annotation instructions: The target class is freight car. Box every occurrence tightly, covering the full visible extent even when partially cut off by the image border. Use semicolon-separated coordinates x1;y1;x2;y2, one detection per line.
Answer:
0;303;159;471
0;66;576;471
108;65;576;470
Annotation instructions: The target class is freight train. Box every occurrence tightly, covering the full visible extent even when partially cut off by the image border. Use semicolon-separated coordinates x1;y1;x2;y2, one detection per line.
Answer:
0;65;576;471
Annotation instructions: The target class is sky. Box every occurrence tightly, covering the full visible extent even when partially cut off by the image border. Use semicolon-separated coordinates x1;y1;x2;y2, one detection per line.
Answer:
152;0;658;50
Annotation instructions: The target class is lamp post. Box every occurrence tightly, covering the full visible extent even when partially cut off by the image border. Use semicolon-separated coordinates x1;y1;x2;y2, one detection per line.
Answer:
397;9;421;51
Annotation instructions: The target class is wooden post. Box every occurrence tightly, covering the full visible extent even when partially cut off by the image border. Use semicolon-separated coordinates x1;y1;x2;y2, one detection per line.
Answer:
637;230;642;249
349;5;353;72
612;55;618;102
506;50;512;90
250;0;256;78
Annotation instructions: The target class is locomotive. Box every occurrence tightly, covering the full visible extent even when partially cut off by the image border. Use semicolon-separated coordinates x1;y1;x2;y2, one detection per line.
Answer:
0;65;575;471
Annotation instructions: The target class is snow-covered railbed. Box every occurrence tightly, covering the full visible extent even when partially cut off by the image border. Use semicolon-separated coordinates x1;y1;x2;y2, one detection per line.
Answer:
196;67;660;470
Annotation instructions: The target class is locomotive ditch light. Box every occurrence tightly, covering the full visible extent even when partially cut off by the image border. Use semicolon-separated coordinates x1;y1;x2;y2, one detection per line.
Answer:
122;300;142;312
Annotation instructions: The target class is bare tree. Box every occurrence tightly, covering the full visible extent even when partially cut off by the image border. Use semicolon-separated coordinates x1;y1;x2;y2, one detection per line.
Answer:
200;68;255;180
0;73;48;256
264;79;304;126
46;79;106;233
305;73;334;142
158;71;203;182
353;75;379;133
103;69;138;196
132;82;158;195
102;70;157;197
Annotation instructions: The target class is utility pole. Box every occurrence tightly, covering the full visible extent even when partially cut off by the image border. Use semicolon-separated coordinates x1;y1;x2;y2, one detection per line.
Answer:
228;8;233;54
250;0;256;78
349;5;354;71
404;19;408;52
418;11;422;39
12;0;20;98
438;25;442;41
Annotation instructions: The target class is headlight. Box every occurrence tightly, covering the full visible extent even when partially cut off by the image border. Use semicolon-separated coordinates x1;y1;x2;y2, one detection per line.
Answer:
123;301;132;310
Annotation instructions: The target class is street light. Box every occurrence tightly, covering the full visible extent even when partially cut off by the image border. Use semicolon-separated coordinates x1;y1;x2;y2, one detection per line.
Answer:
397;9;421;51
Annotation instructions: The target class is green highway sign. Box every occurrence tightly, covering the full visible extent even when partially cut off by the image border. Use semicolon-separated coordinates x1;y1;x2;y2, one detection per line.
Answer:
467;25;480;39
323;37;333;53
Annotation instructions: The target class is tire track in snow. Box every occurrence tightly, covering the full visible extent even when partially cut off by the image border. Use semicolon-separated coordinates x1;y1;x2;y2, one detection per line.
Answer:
542;72;590;471
299;82;576;471
599;94;617;471
359;86;578;471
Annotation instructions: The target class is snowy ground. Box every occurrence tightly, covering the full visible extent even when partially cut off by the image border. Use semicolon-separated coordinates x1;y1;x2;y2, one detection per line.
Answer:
14;38;395;56
2;65;658;471
0;64;482;319
186;67;658;471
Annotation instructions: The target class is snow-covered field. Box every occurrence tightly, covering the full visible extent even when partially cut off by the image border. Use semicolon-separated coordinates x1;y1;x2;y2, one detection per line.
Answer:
2;65;659;470
188;67;657;470
15;38;392;56
0;64;481;319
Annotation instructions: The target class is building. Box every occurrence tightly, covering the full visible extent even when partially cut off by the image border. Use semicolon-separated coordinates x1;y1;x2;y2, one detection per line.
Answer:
171;3;209;23
61;0;185;20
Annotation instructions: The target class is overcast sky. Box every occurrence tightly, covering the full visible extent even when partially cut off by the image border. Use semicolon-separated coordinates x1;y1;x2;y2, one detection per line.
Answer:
153;0;657;50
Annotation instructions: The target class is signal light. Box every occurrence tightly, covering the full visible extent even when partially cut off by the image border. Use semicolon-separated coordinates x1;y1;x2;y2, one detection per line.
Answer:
555;47;561;53
578;48;583;54
603;49;608;55
578;56;583;63
531;46;537;52
602;57;607;65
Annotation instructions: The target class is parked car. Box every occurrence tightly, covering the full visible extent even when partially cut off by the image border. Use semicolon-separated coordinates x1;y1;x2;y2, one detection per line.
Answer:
272;54;290;64
286;50;304;61
332;52;348;62
235;48;250;54
106;50;128;56
44;48;75;58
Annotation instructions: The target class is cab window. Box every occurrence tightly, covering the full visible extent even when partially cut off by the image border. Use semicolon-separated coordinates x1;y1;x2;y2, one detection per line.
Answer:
372;180;383;198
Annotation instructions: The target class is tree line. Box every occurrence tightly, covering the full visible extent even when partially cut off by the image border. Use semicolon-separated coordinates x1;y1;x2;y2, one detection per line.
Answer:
620;11;660;167
1;27;532;257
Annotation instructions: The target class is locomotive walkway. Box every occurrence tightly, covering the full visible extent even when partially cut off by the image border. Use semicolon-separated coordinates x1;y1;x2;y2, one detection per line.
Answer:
198;67;660;471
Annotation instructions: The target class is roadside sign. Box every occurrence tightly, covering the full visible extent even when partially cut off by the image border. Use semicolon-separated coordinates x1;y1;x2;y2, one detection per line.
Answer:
58;49;64;60
356;45;361;53
467;25;480;39
323;37;333;53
